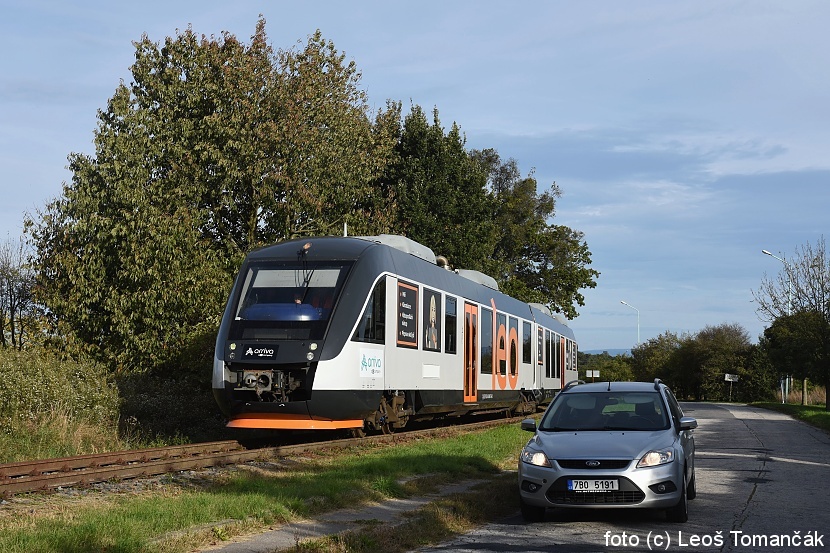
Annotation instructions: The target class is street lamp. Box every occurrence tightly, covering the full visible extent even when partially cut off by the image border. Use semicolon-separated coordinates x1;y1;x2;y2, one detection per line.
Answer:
761;249;791;315
761;249;792;404
620;300;640;345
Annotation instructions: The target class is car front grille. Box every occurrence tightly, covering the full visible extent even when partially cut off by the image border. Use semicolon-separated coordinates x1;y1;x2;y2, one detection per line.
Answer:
546;476;645;505
556;459;631;470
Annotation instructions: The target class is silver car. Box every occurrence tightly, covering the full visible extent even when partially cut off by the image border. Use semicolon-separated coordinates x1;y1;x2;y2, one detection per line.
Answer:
518;379;697;522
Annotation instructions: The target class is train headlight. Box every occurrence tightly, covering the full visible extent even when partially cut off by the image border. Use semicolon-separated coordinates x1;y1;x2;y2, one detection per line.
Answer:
309;343;318;351
306;352;315;361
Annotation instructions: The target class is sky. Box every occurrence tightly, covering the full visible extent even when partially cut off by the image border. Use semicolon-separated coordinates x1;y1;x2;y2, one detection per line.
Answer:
2;1;828;352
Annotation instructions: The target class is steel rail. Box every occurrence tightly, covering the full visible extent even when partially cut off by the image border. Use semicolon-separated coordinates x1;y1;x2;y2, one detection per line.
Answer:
0;415;526;497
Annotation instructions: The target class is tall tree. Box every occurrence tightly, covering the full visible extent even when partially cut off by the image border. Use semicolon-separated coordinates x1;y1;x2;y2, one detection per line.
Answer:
763;311;830;402
630;331;681;384
681;323;752;401
388;105;497;270
754;237;830;409
0;236;36;349
472;149;599;319
578;351;634;382
27;21;396;373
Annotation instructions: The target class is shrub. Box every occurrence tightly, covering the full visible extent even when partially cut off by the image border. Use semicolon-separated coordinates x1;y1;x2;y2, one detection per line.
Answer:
0;347;121;461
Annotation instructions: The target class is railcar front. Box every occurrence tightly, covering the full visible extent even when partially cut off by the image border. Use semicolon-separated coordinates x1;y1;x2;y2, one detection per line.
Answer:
212;236;388;431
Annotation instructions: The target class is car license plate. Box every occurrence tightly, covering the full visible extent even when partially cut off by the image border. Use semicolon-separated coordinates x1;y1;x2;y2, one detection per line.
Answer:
568;479;619;492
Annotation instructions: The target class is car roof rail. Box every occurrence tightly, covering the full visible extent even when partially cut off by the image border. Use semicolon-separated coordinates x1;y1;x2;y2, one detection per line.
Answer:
654;378;662;390
563;379;586;390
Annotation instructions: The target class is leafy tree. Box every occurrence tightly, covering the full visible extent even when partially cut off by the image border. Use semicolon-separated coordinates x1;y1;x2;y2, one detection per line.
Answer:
578;351;634;382
679;323;752;401
754;237;830;409
763;311;830;400
742;342;781;403
387;105;497;270
273;32;400;238
470;149;599;319
0;236;36;349
630;331;681;384
27;21;396;373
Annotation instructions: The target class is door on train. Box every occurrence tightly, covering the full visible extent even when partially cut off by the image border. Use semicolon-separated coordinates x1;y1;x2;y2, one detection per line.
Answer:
463;302;478;402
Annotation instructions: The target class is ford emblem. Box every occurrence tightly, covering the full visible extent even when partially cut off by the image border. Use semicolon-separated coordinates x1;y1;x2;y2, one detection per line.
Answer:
585;460;601;468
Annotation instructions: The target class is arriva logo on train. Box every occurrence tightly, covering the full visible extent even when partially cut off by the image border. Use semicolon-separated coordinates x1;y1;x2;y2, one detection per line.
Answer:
360;349;383;378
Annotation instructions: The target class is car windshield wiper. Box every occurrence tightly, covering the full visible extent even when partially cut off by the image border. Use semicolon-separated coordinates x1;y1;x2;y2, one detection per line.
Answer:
541;426;578;432
542;426;606;432
602;425;634;431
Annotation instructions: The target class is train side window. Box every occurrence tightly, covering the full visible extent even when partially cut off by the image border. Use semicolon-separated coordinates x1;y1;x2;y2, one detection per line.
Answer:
553;333;561;379
423;288;442;352
571;340;578;373
480;307;493;375
509;316;519;376
565;339;571;373
497;312;507;376
352;277;386;344
445;296;457;354
545;330;552;379
522;321;532;364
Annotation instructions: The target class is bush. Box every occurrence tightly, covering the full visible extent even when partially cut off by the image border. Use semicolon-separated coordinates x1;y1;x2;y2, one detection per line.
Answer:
116;371;230;444
0;347;122;462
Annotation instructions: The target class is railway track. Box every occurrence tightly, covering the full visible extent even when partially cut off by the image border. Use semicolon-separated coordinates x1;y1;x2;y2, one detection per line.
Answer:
0;415;526;497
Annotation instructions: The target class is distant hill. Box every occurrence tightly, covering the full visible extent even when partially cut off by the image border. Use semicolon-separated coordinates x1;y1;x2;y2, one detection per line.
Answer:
582;349;631;356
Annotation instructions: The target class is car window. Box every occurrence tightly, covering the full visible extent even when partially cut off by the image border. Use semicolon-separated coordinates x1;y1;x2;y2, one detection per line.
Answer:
664;388;684;422
539;391;669;431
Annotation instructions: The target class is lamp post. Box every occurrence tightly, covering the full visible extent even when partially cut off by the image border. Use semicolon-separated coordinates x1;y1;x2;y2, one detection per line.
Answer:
761;249;791;315
761;249;792;404
620;300;640;345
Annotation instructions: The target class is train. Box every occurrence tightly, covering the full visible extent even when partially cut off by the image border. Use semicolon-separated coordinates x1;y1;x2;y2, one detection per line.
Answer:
212;234;578;434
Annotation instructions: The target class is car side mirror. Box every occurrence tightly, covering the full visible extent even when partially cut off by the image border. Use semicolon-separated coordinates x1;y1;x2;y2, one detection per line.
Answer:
521;418;537;432
678;417;698;431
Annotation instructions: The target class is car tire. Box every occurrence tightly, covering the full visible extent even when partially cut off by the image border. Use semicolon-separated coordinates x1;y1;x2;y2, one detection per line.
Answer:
520;499;546;522
687;470;697;500
666;479;688;523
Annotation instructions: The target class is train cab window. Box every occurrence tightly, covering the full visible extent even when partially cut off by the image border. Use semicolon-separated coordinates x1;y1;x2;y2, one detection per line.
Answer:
352;277;386;344
522;321;532;364
445;296;457;354
480;307;493;375
229;260;352;340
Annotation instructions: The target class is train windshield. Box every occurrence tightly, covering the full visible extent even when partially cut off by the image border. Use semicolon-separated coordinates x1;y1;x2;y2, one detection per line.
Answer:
228;260;353;340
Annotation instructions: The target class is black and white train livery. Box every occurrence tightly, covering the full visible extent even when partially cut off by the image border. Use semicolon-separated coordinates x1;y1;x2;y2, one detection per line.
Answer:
212;234;578;433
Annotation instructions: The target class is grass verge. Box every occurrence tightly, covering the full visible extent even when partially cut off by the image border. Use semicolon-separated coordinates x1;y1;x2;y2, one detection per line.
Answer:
753;401;830;433
0;423;529;553
295;472;518;552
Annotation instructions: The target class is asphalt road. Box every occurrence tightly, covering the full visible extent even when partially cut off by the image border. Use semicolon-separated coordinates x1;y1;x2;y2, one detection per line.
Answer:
415;402;830;553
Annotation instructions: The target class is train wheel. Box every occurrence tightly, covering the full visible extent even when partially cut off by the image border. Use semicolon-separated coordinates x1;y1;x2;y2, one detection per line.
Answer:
350;426;367;438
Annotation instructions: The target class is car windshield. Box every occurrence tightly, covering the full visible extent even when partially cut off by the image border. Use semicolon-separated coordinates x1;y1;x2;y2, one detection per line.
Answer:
538;391;669;431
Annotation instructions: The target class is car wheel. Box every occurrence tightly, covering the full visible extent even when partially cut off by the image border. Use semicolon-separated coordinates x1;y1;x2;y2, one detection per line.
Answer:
687;470;697;500
666;479;688;523
520;499;546;522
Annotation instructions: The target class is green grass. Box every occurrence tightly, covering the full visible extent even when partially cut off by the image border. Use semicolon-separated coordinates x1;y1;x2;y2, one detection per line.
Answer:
753;402;830;433
0;423;530;553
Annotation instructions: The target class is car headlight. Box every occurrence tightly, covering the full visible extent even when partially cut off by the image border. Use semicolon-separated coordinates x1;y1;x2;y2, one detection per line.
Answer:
520;448;552;467
637;448;674;468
